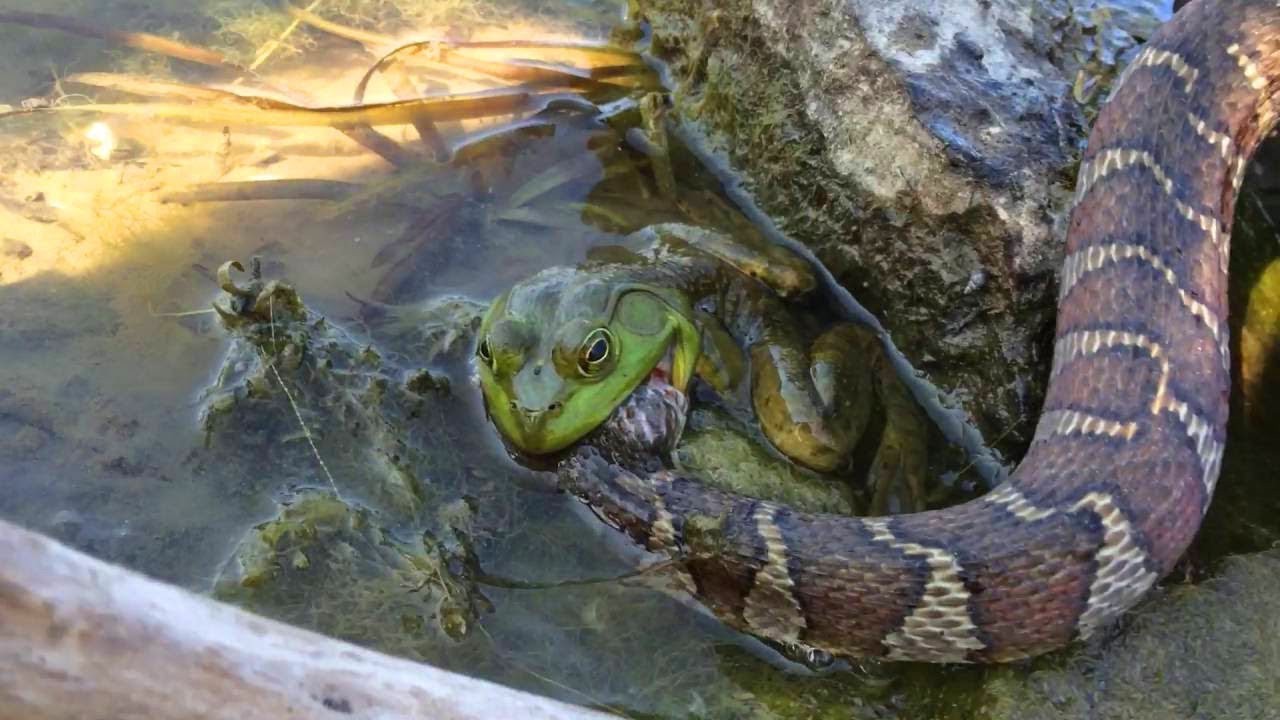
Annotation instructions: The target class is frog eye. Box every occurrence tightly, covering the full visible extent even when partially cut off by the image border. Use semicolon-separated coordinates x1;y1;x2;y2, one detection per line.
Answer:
577;328;613;376
477;337;493;366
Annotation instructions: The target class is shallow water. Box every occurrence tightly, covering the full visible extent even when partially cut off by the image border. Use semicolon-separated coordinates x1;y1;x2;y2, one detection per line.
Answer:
1;1;1278;719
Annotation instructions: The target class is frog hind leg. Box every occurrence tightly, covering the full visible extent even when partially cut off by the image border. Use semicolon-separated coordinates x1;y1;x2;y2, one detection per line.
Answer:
865;353;929;515
749;323;876;473
693;310;746;393
646;222;817;299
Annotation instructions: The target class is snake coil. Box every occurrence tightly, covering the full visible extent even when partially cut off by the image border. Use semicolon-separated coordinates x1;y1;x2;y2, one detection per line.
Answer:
562;0;1280;662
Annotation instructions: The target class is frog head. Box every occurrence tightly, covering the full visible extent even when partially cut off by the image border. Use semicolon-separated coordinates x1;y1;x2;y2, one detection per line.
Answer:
476;266;701;455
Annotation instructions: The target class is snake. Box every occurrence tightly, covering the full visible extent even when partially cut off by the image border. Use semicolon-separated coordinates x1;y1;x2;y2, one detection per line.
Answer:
557;0;1280;663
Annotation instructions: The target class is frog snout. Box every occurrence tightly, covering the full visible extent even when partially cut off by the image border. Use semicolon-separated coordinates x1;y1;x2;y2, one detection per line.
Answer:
508;400;564;421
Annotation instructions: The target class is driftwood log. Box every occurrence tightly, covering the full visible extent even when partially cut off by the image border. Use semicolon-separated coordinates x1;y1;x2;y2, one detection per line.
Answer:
0;518;610;719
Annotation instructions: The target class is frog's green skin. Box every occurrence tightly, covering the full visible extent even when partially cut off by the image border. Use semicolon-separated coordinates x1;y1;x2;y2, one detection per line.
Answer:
476;223;926;499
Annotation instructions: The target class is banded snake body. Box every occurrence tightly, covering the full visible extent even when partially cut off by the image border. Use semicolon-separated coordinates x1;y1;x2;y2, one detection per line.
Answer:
561;0;1280;662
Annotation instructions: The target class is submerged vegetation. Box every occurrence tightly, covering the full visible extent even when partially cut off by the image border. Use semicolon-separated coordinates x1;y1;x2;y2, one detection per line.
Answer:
0;1;653;163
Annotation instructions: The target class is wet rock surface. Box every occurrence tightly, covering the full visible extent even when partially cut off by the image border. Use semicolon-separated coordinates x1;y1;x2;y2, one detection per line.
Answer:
633;0;1164;456
982;550;1280;720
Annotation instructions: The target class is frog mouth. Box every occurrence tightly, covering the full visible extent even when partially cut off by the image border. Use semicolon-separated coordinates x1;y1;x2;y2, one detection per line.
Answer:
649;344;675;387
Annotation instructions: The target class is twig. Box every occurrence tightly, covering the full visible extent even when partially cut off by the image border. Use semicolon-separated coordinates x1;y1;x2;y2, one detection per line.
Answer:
353;42;450;161
2;89;541;127
0;518;610;719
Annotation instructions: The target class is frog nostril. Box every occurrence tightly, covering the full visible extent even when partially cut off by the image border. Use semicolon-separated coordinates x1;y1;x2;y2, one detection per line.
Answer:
513;402;559;418
508;400;518;411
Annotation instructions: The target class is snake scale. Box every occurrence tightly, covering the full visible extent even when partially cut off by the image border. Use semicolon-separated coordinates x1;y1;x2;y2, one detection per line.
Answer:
559;0;1280;663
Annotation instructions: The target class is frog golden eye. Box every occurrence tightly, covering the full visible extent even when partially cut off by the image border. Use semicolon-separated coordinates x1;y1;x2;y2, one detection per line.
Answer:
477;338;493;365
577;328;613;376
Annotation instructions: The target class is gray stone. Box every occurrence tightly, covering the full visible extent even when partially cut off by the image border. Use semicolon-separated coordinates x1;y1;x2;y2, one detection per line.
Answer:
635;0;1161;455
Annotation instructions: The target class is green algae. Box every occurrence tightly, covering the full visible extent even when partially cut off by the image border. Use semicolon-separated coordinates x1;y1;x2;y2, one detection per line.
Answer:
198;278;480;520
216;490;486;643
201;277;493;648
677;414;856;516
206;0;305;66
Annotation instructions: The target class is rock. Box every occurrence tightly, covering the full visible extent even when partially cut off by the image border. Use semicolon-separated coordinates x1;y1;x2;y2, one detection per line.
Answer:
983;550;1280;720
634;0;1163;455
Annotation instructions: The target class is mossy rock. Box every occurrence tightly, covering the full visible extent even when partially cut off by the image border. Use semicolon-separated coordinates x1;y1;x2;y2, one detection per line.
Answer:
677;407;856;515
981;550;1280;720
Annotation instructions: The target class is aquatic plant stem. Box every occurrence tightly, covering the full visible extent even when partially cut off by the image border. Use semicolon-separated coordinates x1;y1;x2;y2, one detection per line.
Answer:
474;624;633;719
234;0;327;83
266;295;342;499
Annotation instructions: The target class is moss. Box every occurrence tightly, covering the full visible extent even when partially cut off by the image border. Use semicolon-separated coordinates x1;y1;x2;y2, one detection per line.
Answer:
677;421;856;515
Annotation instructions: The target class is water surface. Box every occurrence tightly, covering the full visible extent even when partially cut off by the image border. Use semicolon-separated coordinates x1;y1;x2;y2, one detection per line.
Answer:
1;1;1278;719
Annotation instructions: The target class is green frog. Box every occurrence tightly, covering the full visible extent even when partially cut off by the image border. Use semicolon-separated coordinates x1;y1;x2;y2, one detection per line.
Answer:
476;223;927;508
